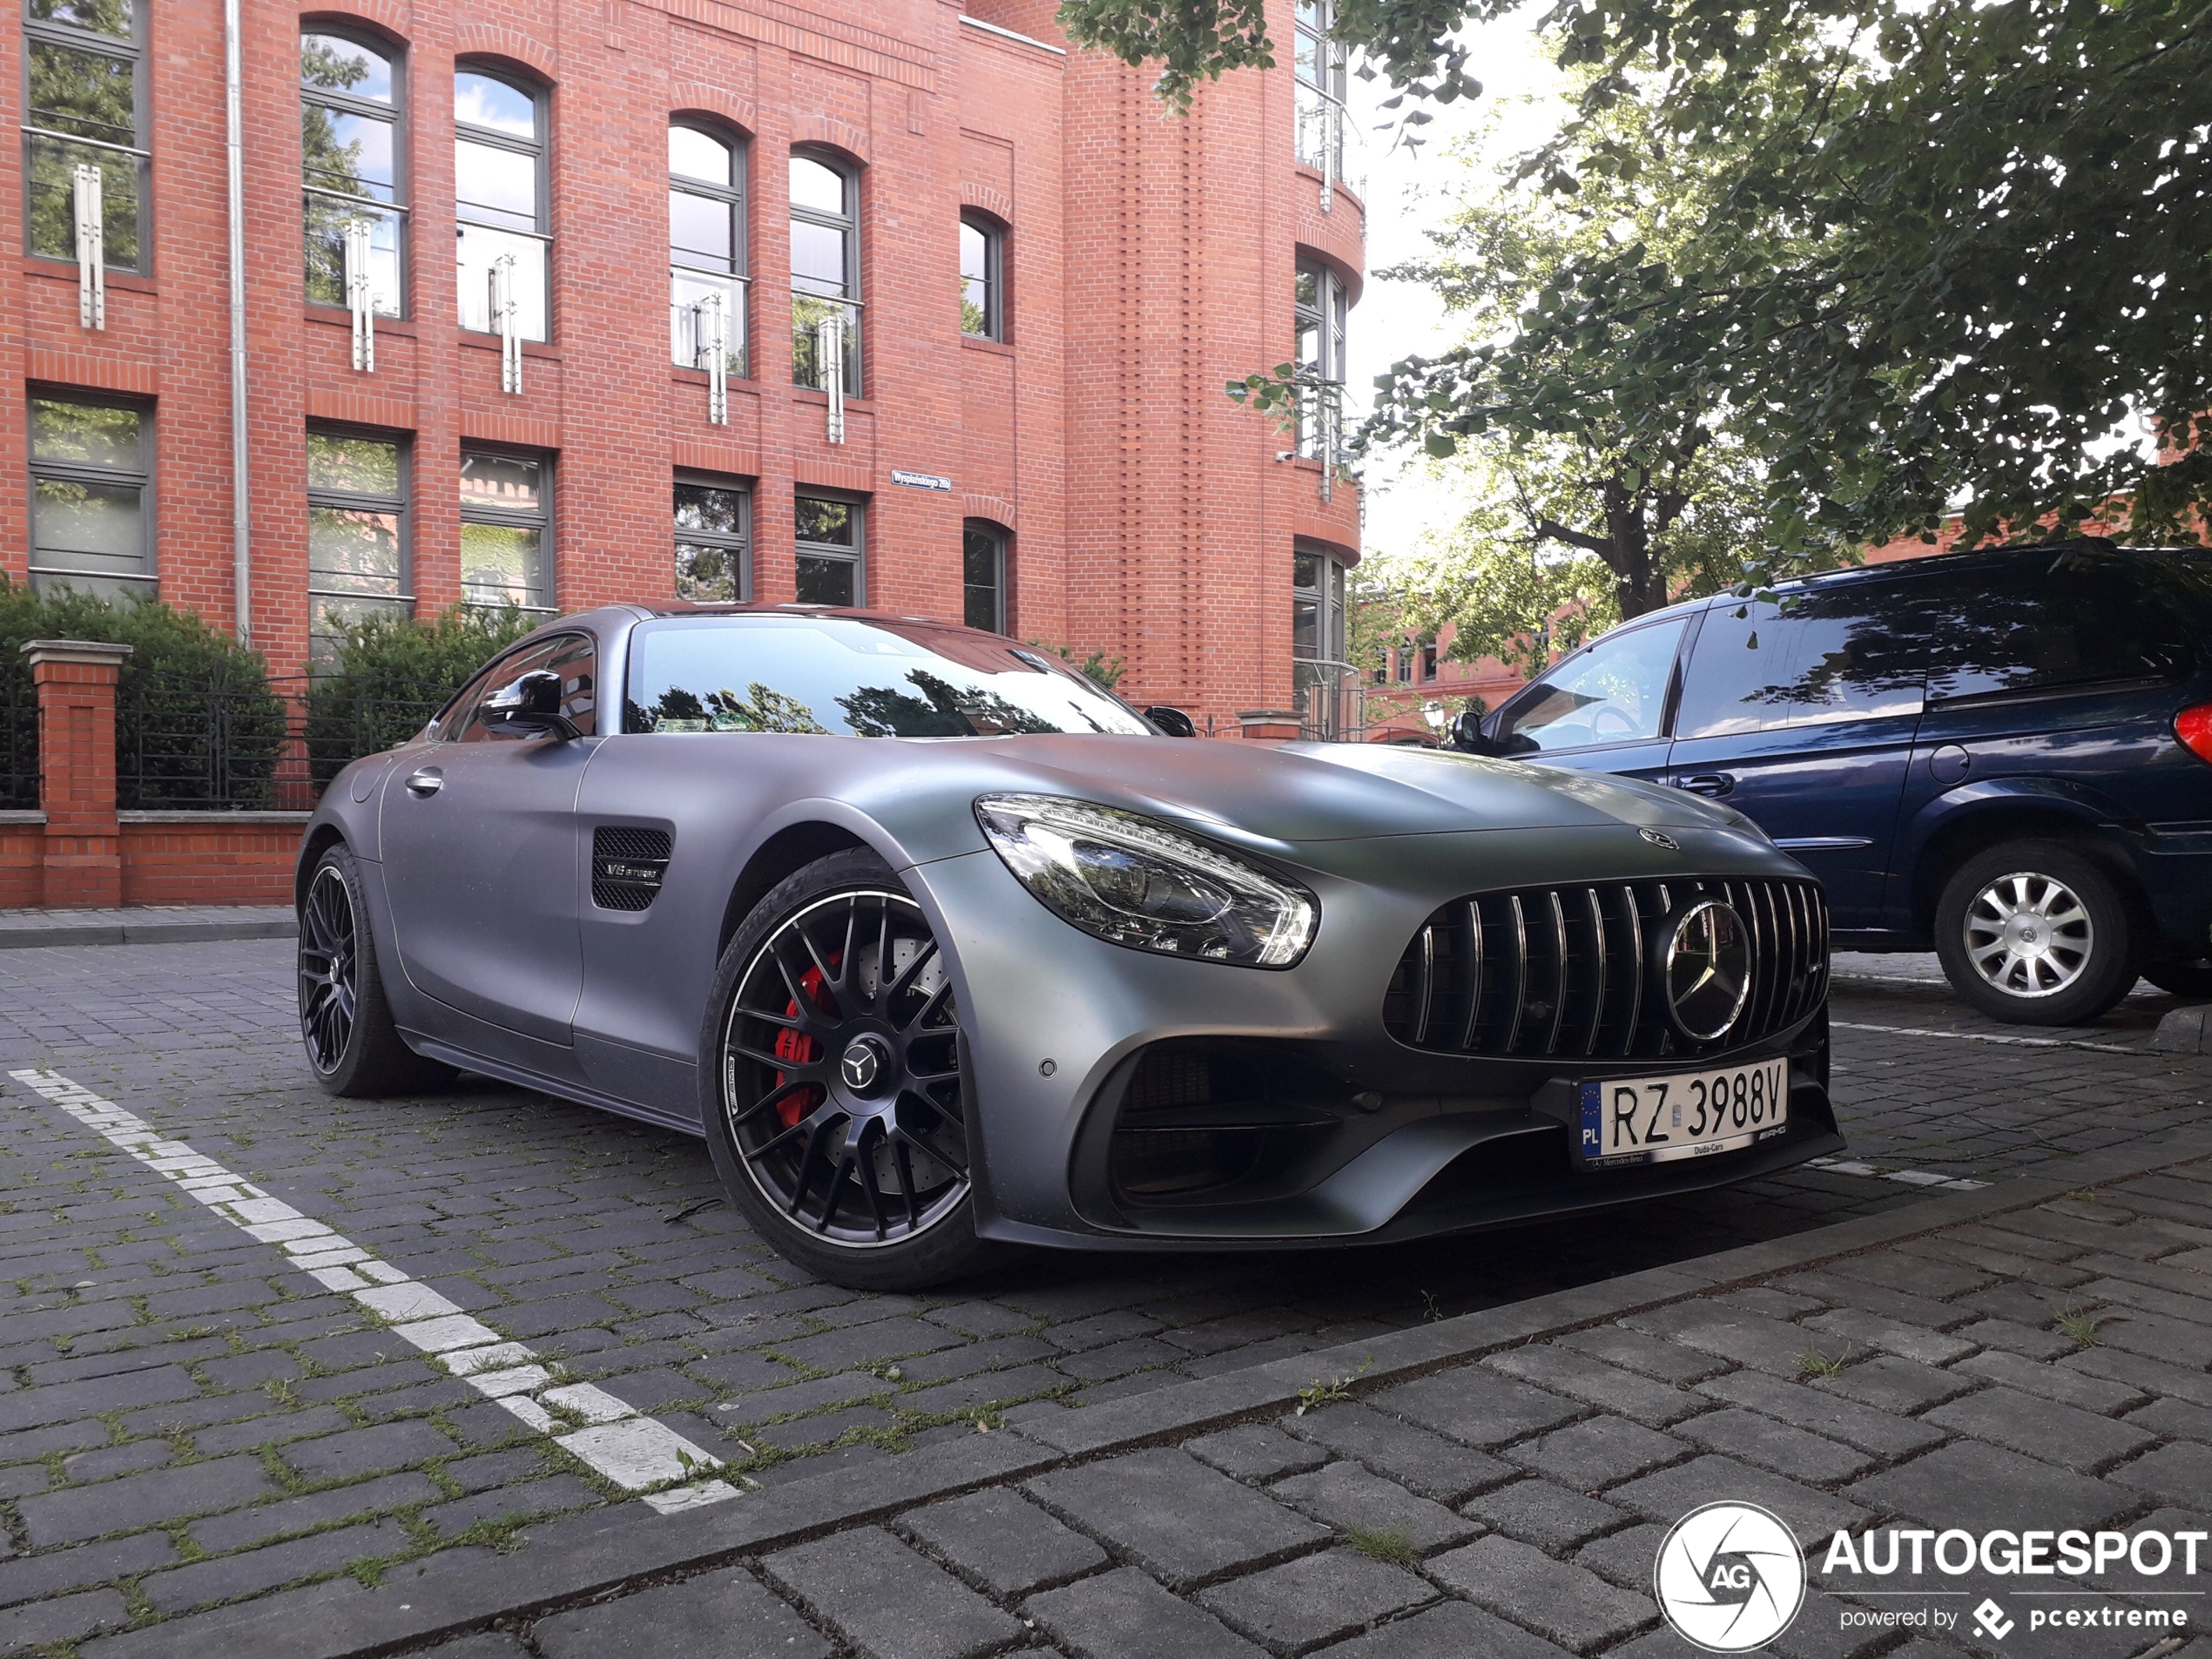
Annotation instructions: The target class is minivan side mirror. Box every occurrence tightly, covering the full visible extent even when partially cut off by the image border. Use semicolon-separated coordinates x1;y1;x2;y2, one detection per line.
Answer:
1449;709;1502;755
1144;705;1198;738
480;671;581;741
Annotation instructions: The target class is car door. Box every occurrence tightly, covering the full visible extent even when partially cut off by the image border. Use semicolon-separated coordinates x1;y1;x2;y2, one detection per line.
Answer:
1666;580;1928;930
379;633;601;1049
1488;614;1691;784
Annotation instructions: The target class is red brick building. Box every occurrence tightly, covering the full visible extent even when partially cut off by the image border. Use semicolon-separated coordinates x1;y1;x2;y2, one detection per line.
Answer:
3;0;1364;725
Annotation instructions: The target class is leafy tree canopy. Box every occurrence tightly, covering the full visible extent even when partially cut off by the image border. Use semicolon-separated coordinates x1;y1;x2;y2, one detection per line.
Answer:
1074;0;2212;552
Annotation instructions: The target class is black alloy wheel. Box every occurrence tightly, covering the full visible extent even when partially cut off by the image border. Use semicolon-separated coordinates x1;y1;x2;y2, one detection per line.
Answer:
725;890;968;1242
299;862;360;1075
296;843;455;1097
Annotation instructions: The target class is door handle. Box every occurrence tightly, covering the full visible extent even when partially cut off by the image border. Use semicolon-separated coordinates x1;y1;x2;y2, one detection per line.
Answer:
404;768;443;797
1677;772;1736;798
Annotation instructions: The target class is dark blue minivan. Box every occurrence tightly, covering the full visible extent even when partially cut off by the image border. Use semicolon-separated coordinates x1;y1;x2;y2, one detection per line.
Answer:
1458;541;2212;1024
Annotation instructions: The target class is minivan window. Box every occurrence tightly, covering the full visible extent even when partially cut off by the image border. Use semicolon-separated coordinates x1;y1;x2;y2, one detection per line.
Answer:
1499;618;1687;752
1915;556;2198;703
1676;583;1927;738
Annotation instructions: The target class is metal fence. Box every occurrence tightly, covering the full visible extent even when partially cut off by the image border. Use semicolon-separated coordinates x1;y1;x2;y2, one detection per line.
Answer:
1;681;37;811
101;673;444;813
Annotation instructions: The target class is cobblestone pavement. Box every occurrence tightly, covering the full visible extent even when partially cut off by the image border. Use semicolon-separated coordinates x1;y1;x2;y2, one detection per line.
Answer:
1;939;2209;1653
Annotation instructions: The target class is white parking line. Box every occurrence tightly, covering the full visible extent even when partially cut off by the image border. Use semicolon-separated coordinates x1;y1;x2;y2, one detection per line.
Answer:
8;1069;741;1516
1804;1156;1989;1191
1832;1020;2140;1055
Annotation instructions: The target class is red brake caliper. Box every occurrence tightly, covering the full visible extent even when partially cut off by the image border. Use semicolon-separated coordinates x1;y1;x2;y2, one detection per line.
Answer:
772;960;837;1129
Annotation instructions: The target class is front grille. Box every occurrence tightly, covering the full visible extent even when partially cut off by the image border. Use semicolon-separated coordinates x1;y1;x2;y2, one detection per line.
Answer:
591;826;672;911
1383;876;1827;1062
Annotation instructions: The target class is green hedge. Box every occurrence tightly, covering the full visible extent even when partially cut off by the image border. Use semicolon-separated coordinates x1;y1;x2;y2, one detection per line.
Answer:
302;605;538;786
0;577;287;808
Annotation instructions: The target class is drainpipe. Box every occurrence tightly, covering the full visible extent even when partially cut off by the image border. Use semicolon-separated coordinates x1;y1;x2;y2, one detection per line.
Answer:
225;0;252;644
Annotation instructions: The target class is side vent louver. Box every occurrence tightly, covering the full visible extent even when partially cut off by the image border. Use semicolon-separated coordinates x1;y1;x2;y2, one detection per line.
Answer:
592;826;672;912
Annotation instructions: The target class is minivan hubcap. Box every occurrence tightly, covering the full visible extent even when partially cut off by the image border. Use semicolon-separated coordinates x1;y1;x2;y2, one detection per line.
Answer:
1964;871;2094;999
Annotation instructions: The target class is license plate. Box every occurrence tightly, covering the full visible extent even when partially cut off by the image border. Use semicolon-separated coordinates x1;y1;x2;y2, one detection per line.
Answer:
1578;1059;1790;1168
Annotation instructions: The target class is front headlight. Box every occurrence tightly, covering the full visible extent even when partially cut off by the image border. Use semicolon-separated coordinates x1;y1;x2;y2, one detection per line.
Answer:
974;793;1316;968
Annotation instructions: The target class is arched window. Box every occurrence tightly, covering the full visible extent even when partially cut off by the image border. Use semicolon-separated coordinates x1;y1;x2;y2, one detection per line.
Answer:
790;152;860;395
962;520;1008;632
959;213;1002;341
455;66;548;341
301;30;403;316
670;122;746;377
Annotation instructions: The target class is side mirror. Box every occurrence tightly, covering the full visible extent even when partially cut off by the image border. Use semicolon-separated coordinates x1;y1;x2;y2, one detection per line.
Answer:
1449;710;1502;755
1144;705;1197;738
480;670;581;741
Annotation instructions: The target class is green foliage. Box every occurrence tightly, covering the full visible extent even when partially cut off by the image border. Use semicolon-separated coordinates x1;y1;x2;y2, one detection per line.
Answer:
1344;1527;1422;1567
1092;0;2212;552
301;605;537;785
1025;640;1128;691
0;576;287;807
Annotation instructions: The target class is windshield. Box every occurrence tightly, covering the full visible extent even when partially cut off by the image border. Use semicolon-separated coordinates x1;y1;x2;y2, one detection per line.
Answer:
624;616;1156;738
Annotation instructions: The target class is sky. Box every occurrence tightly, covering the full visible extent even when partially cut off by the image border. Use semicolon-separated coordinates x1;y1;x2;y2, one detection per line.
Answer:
1340;19;1564;573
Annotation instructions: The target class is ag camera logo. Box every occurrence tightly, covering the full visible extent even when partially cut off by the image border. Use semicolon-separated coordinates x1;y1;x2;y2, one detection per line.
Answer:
1655;1501;1806;1652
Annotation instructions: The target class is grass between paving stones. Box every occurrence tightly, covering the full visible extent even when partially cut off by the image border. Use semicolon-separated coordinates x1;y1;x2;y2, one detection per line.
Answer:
2054;1305;2107;1345
1796;1346;1850;1378
1293;1355;1372;1415
1343;1527;1421;1568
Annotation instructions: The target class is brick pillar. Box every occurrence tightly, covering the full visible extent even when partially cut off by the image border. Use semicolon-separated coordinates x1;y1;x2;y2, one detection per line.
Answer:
1236;709;1304;741
23;640;134;909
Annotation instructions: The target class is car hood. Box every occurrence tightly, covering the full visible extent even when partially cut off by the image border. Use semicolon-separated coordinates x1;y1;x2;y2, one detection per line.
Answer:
969;736;1740;848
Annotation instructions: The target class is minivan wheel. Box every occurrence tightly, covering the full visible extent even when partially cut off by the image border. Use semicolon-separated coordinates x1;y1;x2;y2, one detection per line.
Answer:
1934;840;2139;1025
698;848;1002;1291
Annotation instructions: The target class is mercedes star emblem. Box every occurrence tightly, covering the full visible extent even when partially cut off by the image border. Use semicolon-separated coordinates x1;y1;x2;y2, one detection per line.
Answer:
840;1035;888;1094
1665;899;1753;1041
1640;827;1681;851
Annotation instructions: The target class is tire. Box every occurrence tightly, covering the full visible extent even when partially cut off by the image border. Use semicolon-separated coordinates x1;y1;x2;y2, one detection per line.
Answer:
698;848;1001;1291
2142;957;2212;1000
297;843;457;1096
1933;840;2140;1025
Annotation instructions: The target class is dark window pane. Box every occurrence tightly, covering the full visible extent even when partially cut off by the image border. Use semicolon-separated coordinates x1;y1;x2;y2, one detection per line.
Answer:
31;0;132;39
1764;585;1926;725
1294;266;1318;309
794;553;855;606
307;431;401;496
455;71;535;138
29;39;136;145
1292;551;1318;593
1503;617;1688;752
461;451;542;514
676;540;739;602
1292;596;1318;659
963;526;1001;631
670;189;733;267
669;125;731;185
1675;602;1781;738
30;399;141;468
1918;556;2200;701
675;483;744;535
790;156;845;214
300;33;391;99
795;496;854;547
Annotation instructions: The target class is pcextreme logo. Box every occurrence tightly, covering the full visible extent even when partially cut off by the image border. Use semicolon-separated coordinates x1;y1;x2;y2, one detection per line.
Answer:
1654;1501;1807;1652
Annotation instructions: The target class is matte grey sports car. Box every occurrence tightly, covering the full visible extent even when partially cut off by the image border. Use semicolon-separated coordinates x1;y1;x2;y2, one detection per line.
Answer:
297;605;1843;1288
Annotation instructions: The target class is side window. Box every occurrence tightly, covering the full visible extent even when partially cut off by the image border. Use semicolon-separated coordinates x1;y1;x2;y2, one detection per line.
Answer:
1675;602;1781;739
1766;583;1926;726
1501;617;1688;753
444;635;593;743
1919;558;2197;704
